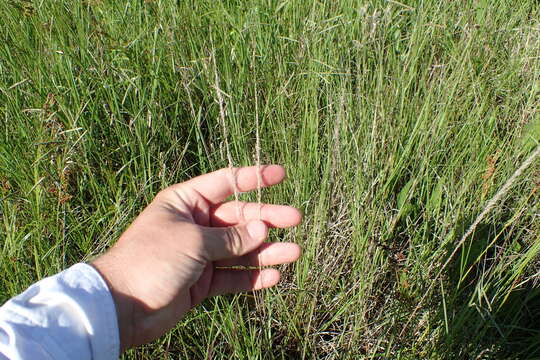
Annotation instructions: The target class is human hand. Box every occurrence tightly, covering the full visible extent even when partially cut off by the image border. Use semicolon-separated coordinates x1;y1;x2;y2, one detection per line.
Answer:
91;165;302;352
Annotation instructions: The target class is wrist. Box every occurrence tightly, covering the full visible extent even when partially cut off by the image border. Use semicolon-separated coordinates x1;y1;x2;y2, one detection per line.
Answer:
91;253;134;353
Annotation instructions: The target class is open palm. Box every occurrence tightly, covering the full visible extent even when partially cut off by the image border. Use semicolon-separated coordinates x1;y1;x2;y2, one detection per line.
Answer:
92;165;302;350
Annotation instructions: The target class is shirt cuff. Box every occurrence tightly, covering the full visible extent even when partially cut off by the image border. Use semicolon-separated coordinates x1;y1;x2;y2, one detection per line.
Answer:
0;263;120;360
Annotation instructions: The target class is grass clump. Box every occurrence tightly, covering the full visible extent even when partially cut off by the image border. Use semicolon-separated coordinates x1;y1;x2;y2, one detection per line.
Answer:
1;0;539;358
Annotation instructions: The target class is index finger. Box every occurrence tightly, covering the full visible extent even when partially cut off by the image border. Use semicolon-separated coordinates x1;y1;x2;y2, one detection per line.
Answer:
182;165;286;204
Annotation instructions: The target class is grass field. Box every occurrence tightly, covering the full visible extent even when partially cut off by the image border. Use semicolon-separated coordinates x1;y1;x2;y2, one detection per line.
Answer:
1;0;540;358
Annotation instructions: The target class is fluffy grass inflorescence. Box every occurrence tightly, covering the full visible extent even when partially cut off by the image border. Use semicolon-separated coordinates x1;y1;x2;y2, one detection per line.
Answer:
1;0;539;358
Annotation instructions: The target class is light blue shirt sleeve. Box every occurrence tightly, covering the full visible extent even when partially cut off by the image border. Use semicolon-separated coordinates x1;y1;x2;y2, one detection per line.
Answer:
0;263;120;360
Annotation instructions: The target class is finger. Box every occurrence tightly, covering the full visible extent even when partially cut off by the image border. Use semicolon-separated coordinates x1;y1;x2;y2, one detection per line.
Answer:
203;220;268;261
208;268;281;296
215;242;301;267
210;201;302;228
182;165;286;204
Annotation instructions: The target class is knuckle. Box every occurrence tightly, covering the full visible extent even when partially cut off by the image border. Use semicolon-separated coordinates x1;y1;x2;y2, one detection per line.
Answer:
225;227;244;255
239;201;248;222
249;252;262;267
155;186;178;201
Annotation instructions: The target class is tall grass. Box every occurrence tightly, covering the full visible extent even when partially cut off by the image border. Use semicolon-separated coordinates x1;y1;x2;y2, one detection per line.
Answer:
1;0;539;358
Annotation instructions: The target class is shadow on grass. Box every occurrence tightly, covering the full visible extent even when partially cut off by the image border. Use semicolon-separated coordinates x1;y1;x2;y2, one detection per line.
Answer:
438;222;540;359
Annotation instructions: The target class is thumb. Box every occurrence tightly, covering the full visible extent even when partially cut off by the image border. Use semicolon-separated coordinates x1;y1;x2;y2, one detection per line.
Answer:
202;220;268;261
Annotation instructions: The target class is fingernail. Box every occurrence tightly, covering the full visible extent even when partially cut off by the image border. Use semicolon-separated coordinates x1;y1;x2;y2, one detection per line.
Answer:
247;220;267;241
